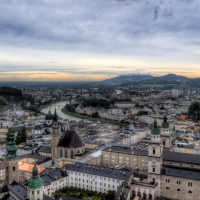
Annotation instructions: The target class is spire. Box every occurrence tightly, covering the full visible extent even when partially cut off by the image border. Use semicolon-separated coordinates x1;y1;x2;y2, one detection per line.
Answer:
27;164;43;189
153;119;157;128
53;108;58;121
162;115;169;128
151;119;160;135
6;128;18;160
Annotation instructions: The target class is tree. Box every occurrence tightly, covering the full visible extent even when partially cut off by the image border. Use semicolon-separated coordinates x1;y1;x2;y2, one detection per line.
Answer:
137;111;148;116
105;190;115;200
15;127;27;145
188;102;200;121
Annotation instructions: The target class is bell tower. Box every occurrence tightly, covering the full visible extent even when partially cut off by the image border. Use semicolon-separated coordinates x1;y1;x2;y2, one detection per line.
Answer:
27;164;44;200
5;128;19;185
160;116;171;150
148;119;163;197
52;108;59;162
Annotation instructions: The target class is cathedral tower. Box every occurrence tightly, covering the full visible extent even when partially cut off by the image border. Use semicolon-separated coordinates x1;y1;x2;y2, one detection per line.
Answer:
148;119;163;197
5;128;19;185
52;108;59;162
160;116;171;150
27;164;44;200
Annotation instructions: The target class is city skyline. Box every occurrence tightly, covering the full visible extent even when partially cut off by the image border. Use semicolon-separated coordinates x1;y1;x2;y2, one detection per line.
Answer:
1;0;200;81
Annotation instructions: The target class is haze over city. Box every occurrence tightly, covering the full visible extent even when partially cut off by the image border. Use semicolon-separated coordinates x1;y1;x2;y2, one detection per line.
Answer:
1;0;200;81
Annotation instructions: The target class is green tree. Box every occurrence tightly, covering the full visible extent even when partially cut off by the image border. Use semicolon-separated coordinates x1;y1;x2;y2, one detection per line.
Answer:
15;127;27;145
105;190;115;200
15;130;21;145
188;102;200;121
137;111;148;116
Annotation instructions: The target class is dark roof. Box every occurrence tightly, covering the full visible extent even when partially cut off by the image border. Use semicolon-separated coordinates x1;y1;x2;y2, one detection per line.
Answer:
45;110;53;120
162;166;200;181
37;146;52;154
8;182;27;200
40;168;68;186
163;150;200;165
19;154;51;165
63;163;131;181
58;130;85;148
4;181;53;200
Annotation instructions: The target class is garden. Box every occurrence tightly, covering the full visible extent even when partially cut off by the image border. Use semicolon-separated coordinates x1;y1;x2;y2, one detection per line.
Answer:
54;187;115;200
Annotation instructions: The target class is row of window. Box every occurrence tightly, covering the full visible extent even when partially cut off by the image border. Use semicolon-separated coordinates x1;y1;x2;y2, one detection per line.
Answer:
165;179;193;186
166;188;193;194
70;175;120;182
70;178;119;184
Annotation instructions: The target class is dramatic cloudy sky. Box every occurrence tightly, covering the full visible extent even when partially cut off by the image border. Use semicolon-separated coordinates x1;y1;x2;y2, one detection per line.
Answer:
0;0;200;81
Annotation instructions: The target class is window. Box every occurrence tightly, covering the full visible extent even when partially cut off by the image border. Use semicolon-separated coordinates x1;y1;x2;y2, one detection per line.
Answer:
163;141;165;146
13;167;15;171
152;168;155;172
152;178;155;182
177;180;181;185
60;149;63;157
32;191;34;195
65;150;67;158
166;187;169;190
153;149;155;154
188;182;193;187
166;179;170;183
37;191;39;194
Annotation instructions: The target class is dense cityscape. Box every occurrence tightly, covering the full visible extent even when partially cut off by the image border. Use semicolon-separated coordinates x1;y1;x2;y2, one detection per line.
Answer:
0;78;199;200
1;0;200;199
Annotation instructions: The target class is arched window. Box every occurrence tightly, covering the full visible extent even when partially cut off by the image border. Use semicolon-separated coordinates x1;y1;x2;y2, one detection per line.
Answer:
71;150;74;159
60;149;63;157
65;150;68;158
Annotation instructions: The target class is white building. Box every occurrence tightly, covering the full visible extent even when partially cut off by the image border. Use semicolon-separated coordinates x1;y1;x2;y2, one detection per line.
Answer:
63;163;133;193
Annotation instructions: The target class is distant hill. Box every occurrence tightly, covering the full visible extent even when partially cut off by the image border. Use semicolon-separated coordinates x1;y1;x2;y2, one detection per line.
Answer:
99;73;194;85
142;73;189;84
99;74;154;85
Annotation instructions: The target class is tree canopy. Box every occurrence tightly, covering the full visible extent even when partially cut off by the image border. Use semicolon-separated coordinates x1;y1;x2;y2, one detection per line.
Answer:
188;102;200;121
15;127;27;145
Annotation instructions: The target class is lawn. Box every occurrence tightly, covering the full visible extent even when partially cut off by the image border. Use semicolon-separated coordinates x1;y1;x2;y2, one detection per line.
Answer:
54;186;115;200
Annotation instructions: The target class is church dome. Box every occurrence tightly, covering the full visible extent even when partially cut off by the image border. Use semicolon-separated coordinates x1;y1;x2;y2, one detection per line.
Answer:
45;110;53;120
58;130;85;148
28;164;43;189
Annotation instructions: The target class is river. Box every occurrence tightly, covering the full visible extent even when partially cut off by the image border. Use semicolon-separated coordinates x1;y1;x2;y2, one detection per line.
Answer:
41;101;82;121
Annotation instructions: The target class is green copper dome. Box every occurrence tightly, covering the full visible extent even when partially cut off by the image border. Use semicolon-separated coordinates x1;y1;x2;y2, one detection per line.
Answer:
28;164;43;189
151;119;160;135
6;128;18;160
161;116;169;128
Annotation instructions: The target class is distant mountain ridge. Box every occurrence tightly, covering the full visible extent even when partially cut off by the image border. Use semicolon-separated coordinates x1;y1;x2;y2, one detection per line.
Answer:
99;73;200;86
100;74;153;85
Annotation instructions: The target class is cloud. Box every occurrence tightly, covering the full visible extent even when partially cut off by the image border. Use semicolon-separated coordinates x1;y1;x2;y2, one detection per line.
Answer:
0;0;200;80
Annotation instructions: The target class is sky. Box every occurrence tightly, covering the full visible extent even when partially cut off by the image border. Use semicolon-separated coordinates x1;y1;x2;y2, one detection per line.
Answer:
0;0;200;81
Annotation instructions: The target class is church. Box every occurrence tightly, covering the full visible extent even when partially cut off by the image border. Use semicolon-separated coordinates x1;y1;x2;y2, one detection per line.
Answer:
51;109;85;163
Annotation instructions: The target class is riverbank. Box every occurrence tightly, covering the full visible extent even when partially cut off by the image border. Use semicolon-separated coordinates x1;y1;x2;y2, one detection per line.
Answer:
61;108;127;127
39;100;63;112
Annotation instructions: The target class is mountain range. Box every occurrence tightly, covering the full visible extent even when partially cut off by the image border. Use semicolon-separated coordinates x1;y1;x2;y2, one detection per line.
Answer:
100;73;200;86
